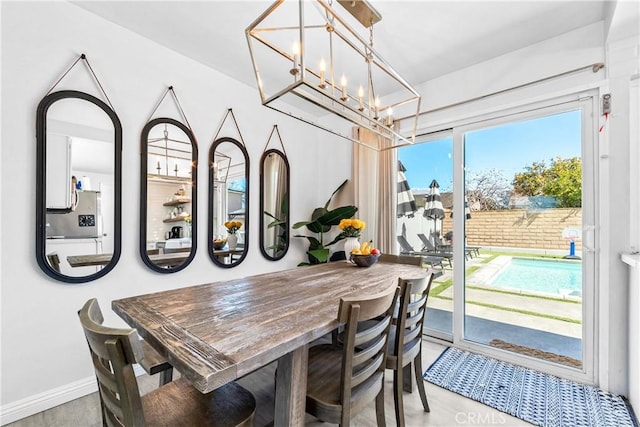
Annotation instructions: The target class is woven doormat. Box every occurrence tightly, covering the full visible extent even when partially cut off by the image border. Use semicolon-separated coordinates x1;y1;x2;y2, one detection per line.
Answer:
489;339;583;369
424;347;637;427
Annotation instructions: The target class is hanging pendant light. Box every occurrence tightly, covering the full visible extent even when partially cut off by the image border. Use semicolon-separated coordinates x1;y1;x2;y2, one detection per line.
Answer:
246;0;421;151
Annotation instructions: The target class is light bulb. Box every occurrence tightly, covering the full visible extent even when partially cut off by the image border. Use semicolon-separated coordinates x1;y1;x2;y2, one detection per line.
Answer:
319;58;326;88
290;42;300;75
340;75;347;101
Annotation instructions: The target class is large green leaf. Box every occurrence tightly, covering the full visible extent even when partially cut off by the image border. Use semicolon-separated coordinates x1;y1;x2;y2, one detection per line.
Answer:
307;222;328;234
268;220;286;228
264;211;278;220
324;179;349;209
326;231;349;247
308;248;330;263
310;208;330;233
294;235;322;250
317;205;357;226
292;220;313;229
280;193;288;215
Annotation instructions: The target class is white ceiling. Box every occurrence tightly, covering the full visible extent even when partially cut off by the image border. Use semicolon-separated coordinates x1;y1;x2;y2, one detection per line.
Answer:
74;0;606;95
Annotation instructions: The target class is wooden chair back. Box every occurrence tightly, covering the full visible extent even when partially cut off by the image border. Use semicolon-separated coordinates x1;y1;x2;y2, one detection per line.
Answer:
393;273;434;362
78;298;146;427
336;286;399;423
47;252;61;273
379;253;423;267
163;247;191;254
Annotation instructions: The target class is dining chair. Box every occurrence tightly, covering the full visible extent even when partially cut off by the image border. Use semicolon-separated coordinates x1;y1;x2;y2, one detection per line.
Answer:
387;273;434;427
162;247;191;254
46;252;61;273
367;254;435;426
78;298;256;427
306;286;400;426
380;253;443;277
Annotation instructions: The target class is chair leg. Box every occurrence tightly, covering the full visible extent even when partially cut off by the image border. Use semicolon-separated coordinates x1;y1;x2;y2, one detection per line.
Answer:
413;351;430;413
393;369;405;427
402;362;412;393
375;385;387;427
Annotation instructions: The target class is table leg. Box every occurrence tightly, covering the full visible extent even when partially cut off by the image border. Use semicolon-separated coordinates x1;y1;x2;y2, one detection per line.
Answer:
274;344;308;427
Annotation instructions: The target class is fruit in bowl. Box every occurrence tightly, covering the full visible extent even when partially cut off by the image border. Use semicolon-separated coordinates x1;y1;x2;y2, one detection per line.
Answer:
213;238;227;250
350;253;381;267
350;241;381;267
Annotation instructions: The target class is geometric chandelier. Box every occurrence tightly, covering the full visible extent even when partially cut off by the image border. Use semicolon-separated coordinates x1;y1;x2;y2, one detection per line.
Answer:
246;0;421;151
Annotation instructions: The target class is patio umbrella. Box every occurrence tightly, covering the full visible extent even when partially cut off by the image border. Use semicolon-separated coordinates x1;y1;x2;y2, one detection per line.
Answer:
423;179;445;240
397;160;417;218
450;196;472;219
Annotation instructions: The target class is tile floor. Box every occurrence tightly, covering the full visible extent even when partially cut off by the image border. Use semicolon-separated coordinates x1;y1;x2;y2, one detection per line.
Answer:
6;340;532;427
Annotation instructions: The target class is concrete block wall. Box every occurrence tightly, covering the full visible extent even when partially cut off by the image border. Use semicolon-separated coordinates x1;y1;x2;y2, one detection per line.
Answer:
441;208;582;250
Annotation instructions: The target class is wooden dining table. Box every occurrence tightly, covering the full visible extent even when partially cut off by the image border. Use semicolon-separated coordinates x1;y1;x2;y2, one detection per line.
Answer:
112;261;426;426
67;252;190;268
67;249;244;268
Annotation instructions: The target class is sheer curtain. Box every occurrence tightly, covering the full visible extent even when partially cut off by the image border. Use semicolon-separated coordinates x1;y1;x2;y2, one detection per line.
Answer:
352;127;398;254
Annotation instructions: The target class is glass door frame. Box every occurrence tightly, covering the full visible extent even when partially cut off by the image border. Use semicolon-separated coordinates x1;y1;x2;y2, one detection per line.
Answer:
414;129;455;342
450;92;599;384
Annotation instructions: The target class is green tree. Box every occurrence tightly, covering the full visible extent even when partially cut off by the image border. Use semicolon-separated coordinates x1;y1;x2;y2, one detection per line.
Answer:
512;157;582;207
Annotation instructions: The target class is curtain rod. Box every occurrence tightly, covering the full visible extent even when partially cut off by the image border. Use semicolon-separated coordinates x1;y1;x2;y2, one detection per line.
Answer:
397;62;605;122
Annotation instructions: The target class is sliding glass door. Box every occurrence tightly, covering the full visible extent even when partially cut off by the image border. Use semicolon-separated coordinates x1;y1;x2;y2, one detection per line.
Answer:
452;97;596;382
398;94;597;382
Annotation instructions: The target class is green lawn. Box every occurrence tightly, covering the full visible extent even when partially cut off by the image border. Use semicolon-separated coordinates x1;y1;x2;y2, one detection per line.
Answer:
428;250;582;324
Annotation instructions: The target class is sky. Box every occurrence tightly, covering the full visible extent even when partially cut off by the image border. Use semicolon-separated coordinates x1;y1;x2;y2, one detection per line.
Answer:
398;109;582;193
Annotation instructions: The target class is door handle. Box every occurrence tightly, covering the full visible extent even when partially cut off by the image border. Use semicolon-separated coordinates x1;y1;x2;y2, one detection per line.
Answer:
583;225;596;253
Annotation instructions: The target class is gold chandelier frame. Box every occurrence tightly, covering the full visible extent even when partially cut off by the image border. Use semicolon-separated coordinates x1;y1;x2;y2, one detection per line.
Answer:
246;0;421;151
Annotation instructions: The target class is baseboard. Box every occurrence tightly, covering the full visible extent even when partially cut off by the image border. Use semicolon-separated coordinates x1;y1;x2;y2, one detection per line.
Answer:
0;365;146;425
0;376;96;425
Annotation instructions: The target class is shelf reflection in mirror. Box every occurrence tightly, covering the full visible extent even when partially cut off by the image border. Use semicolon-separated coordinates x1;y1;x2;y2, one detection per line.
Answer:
140;118;197;273
209;137;249;268
36;91;122;283
260;149;289;260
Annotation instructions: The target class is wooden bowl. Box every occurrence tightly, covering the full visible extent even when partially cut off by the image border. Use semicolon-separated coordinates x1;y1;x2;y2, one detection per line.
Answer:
350;253;381;267
213;239;227;250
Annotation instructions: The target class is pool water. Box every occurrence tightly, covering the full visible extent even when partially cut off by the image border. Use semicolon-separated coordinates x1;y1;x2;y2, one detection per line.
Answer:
489;258;582;296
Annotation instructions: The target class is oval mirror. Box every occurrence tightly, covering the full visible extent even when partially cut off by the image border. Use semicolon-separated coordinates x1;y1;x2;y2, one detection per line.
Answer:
36;90;122;283
140;118;197;273
260;149;289;260
208;137;249;268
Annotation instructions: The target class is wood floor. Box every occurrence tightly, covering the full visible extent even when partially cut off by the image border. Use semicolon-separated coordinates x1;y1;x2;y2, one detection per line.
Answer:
7;340;532;426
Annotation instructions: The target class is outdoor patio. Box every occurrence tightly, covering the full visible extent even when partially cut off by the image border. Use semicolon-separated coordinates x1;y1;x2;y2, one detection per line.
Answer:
425;251;583;365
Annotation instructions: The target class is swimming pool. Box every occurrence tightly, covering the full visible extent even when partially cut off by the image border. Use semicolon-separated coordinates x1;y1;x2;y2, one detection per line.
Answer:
489;258;582;296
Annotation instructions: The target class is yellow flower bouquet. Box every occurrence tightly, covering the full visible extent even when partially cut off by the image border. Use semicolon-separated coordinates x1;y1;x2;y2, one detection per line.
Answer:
224;220;242;234
338;218;366;238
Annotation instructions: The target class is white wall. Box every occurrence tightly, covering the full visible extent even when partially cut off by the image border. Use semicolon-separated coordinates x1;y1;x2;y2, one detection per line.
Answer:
0;1;351;422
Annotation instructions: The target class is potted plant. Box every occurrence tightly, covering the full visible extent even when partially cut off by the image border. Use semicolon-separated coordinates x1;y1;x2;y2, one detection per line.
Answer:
293;179;357;265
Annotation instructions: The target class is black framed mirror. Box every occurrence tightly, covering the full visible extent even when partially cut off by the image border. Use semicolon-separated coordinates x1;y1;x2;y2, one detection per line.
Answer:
208;137;249;268
260;149;289;260
140;118;197;273
36;90;122;283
